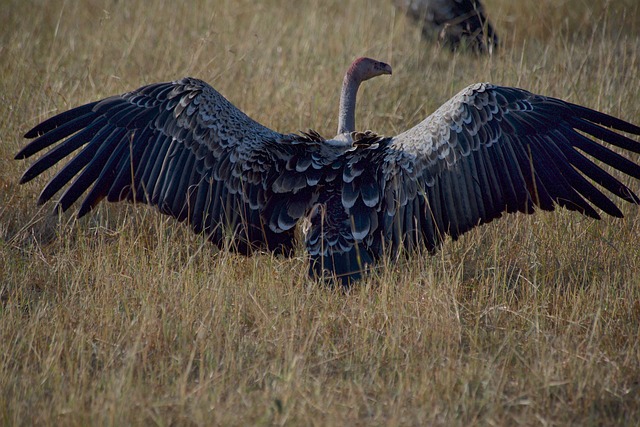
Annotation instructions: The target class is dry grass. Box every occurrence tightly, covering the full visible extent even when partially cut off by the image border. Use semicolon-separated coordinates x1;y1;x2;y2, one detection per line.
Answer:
1;0;640;425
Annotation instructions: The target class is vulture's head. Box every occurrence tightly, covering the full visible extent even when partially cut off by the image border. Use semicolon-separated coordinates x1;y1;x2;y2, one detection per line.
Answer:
347;57;392;83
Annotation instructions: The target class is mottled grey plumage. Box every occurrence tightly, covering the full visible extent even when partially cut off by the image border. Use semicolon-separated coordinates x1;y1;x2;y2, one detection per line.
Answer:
18;78;327;256
17;60;640;286
312;83;640;284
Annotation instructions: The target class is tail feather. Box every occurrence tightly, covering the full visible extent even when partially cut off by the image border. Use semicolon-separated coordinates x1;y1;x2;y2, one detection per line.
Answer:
308;243;373;288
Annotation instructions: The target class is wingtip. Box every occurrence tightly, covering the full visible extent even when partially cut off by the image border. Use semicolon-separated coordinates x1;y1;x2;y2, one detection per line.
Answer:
18;173;31;185
24;128;42;139
570;102;640;136
77;202;92;218
36;194;50;206
604;208;619;219
16;135;41;159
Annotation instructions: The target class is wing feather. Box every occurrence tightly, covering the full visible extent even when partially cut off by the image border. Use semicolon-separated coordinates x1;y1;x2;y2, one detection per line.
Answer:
379;83;640;253
78;127;154;217
312;83;640;283
21;102;100;145
20;117;107;184
18;78;322;255
58;127;129;213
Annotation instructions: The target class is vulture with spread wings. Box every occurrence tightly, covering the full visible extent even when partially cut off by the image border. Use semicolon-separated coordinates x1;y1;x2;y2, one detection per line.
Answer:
17;58;640;285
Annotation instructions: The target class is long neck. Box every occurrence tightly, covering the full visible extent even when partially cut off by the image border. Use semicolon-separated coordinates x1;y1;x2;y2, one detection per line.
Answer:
337;72;361;135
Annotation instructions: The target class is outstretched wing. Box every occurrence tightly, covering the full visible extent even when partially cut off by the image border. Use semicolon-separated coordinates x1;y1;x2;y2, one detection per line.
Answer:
380;83;640;250
312;83;640;284
17;78;320;255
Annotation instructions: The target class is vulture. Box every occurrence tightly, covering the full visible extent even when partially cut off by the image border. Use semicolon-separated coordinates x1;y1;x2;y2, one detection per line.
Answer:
16;57;640;286
394;0;498;53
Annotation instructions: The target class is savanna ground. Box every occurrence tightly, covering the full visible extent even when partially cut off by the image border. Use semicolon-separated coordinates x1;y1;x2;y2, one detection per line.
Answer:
1;0;640;425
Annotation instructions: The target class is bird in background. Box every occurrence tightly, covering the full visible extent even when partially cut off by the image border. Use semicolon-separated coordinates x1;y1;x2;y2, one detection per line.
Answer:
394;0;498;53
16;57;640;286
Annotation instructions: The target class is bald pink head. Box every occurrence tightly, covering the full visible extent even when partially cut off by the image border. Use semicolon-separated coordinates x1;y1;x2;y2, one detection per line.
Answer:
337;58;392;135
347;57;393;82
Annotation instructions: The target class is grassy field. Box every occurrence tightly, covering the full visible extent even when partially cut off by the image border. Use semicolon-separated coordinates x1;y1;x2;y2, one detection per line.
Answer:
1;0;640;425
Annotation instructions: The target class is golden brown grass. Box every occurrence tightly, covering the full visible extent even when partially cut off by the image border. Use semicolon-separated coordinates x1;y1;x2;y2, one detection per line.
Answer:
1;0;640;425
